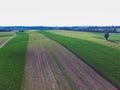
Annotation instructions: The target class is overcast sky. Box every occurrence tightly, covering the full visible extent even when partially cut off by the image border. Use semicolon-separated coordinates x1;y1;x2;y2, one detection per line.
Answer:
0;0;120;26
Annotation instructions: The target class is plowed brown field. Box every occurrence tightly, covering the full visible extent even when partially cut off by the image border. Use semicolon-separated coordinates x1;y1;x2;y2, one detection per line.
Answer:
24;31;118;90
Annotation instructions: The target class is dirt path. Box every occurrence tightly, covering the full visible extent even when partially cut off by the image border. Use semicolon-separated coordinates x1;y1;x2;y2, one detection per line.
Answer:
24;31;118;90
0;32;16;48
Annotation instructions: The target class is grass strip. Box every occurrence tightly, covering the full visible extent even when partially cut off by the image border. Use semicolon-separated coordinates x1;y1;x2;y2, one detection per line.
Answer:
0;32;29;90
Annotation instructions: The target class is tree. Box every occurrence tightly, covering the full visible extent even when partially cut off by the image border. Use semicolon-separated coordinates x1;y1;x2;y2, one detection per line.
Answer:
104;31;109;40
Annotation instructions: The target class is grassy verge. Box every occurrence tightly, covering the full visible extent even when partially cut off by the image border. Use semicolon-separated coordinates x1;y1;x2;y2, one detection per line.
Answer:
0;32;29;90
38;31;120;88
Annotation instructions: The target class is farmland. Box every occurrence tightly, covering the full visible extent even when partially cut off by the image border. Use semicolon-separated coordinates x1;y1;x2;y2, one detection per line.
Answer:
0;32;28;90
47;30;120;50
0;32;14;37
0;30;120;90
23;31;118;90
0;32;14;46
38;30;120;89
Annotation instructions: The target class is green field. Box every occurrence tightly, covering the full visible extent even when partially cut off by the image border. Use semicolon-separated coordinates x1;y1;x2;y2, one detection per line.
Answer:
0;32;28;90
47;30;120;50
38;30;120;88
0;30;120;89
0;32;15;46
0;32;14;37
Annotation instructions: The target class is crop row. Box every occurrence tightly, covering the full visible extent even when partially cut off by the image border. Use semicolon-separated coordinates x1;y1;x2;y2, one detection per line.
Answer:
38;31;120;88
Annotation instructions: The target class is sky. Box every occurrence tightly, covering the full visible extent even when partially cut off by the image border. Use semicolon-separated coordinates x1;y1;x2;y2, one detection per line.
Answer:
0;0;120;26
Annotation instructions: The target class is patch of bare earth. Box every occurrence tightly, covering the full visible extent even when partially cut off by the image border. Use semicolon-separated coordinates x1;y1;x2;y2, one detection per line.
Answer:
24;31;118;90
24;32;71;90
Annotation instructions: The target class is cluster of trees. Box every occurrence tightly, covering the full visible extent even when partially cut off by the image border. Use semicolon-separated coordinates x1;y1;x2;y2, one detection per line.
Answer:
0;26;120;33
0;28;12;32
66;26;120;33
79;26;118;33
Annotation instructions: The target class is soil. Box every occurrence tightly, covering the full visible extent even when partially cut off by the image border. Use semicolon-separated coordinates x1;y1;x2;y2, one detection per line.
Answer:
24;31;118;90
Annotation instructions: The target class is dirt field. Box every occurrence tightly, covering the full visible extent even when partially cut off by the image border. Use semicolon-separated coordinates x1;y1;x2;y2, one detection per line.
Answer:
24;31;118;90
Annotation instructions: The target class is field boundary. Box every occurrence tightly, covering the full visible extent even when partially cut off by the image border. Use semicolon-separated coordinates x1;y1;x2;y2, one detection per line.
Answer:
56;41;120;89
0;32;17;48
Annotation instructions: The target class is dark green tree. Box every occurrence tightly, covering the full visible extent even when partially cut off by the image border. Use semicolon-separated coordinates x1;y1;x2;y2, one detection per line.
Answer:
104;31;109;40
